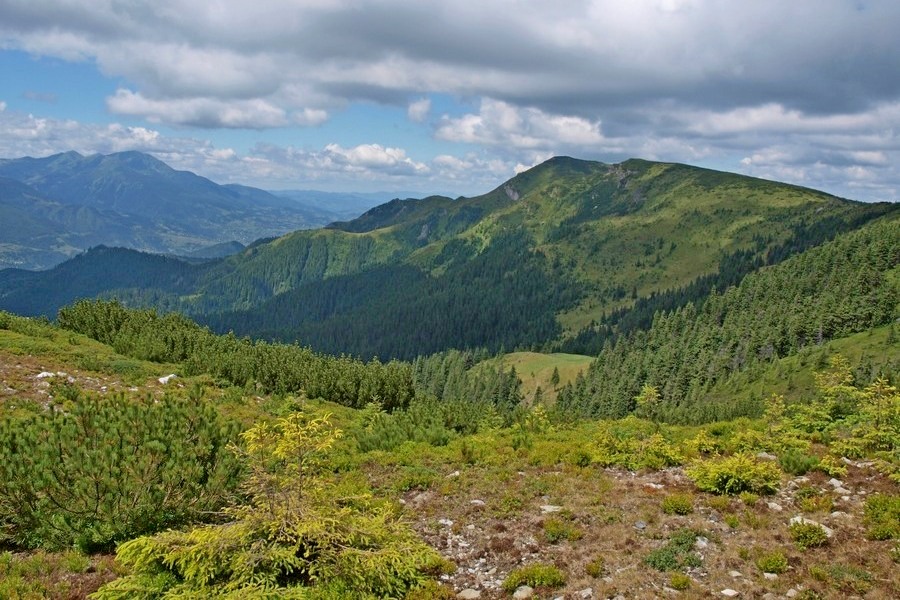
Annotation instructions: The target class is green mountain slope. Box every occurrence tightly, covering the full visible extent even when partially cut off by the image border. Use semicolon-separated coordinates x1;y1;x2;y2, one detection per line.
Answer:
557;215;900;423
1;157;896;359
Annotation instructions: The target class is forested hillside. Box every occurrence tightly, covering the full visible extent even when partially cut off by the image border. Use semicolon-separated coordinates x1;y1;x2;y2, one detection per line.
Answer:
557;216;900;423
1;156;895;359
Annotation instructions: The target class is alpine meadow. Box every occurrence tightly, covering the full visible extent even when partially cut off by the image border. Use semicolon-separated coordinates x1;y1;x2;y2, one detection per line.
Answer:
1;1;900;599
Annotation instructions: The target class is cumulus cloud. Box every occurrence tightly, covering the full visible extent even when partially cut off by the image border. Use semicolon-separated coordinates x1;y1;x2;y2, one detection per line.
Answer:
407;97;430;123
436;98;605;151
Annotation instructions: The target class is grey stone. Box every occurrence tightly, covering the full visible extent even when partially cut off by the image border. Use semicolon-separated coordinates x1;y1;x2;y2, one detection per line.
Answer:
540;505;563;513
578;588;593;599
728;570;743;578
721;589;739;597
786;589;798;598
634;520;647;530
457;590;481;599
767;502;783;512
764;572;778;580
513;585;534;599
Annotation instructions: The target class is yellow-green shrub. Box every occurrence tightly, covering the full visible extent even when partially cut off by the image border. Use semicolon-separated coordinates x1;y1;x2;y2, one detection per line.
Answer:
92;414;448;599
502;563;566;592
686;453;781;495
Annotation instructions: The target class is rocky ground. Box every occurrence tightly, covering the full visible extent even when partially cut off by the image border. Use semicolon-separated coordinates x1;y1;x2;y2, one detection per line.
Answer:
391;460;899;599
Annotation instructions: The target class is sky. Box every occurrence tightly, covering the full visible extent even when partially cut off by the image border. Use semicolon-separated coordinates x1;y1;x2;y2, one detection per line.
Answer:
0;0;898;201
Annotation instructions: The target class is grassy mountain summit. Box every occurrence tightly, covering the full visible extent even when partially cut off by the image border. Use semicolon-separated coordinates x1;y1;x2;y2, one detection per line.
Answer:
1;156;895;359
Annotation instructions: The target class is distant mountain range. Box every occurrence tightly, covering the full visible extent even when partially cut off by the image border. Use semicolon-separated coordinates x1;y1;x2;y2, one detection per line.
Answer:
0;151;394;270
3;155;896;360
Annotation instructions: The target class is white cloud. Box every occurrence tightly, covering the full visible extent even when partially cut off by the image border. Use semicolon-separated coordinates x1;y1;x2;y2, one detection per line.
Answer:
407;97;431;123
436;98;605;151
107;89;292;129
1;2;899;200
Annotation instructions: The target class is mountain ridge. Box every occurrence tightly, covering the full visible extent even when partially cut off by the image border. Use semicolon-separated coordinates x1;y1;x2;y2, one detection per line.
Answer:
2;155;896;359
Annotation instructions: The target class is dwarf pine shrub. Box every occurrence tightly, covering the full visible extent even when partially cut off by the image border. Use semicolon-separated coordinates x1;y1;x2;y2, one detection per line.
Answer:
0;391;241;551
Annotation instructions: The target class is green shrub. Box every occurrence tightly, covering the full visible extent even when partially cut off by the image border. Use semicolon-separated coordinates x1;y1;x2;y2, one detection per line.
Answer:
669;572;691;591
739;491;759;506
502;563;566;592
686;453;781;495
0;392;241;551
644;529;701;571
394;466;438;492
543;517;582;543
662;493;694;515
706;495;732;512
585;556;605;578
863;494;900;540
756;550;789;574
790;521;829;550
405;580;457;599
816;455;848;478
779;450;820;475
799;494;833;514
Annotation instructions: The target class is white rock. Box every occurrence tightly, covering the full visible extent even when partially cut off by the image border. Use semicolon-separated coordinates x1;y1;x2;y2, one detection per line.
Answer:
834;486;851;495
827;478;844;488
438;518;454;527
457;590;481;599
767;502;783;512
645;482;664;489
470;499;486;506
763;572;778;580
729;570;743;578
36;371;55;379
721;589;739;597
513;585;534;599
578;588;593;599
786;589;798;598
158;373;177;384
448;470;461;478
757;452;778;461
694;536;709;549
540;505;563;513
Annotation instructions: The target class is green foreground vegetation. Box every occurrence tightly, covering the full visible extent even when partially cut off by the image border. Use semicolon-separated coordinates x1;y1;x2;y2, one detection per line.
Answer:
0;300;898;598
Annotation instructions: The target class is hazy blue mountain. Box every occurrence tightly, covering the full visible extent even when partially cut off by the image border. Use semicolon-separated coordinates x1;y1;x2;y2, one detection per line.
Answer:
0;151;355;269
270;189;428;221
